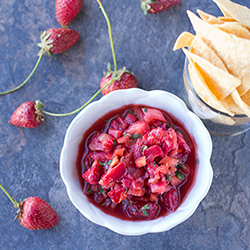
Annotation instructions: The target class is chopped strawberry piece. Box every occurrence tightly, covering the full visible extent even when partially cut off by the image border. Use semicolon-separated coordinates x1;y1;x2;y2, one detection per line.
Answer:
125;120;150;136
116;116;129;130
171;175;185;187
128;178;145;197
102;138;116;154
108;128;123;139
99;162;127;186
164;188;179;212
148;180;169;194
121;174;134;189
126;202;160;219
98;132;113;142
88;133;103;151
143;145;163;162
133;107;145;120
159;156;179;168
143;108;166;124
117;135;130;144
135;156;147;168
125;111;137;124
89;151;106;162
108;188;127;204
82;160;103;184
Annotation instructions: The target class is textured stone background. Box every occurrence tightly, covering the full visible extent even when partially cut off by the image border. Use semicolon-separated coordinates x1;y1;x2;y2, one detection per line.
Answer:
0;0;250;249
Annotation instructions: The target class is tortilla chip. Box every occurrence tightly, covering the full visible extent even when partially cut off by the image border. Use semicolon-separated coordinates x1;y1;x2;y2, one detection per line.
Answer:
183;48;241;101
218;16;236;22
214;22;250;39
173;32;195;51
187;10;250;96
212;0;250;29
187;61;234;116
230;90;250;117
189;36;228;71
197;9;223;24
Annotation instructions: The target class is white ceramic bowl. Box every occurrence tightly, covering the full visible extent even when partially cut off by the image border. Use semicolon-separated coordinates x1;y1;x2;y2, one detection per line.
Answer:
60;88;213;235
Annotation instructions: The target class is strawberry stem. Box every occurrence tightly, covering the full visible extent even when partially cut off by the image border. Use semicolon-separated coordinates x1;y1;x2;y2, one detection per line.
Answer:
0;49;44;95
0;184;18;207
41;67;126;117
97;0;117;72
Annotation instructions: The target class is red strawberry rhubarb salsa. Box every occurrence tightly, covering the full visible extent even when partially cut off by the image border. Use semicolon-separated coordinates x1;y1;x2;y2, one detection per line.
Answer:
77;104;198;221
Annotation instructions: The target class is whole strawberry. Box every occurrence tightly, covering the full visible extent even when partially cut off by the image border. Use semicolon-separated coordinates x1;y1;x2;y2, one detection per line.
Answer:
97;0;138;95
38;28;80;55
0;184;59;230
100;66;138;95
56;0;83;27
9;101;44;128
1;28;79;95
140;0;180;15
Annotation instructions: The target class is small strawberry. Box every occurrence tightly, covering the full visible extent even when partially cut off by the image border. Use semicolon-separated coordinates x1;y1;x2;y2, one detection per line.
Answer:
97;0;138;95
37;28;80;55
56;0;83;27
140;0;180;15
9;100;44;128
1;28;79;95
100;64;138;95
0;184;59;230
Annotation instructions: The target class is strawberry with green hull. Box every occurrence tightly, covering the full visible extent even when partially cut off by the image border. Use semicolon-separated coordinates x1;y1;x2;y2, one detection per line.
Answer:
97;0;138;95
140;0;181;15
56;0;83;27
0;28;79;95
0;184;58;230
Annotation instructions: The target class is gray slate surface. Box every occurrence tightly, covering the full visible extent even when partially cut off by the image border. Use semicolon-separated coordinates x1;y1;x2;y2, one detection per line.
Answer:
0;0;250;249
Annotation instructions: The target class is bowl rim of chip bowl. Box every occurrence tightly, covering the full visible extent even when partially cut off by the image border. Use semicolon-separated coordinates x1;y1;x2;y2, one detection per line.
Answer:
60;88;213;236
184;57;248;118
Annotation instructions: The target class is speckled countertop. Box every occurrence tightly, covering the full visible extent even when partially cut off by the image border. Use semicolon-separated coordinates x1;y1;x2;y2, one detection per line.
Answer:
0;0;250;249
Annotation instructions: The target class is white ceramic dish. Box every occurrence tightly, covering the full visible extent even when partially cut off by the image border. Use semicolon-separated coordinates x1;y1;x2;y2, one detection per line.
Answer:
60;88;213;235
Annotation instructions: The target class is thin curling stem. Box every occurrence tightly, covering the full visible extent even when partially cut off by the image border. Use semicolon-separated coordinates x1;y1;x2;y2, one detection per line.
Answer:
0;184;18;207
97;0;117;72
41;67;126;117
0;49;44;95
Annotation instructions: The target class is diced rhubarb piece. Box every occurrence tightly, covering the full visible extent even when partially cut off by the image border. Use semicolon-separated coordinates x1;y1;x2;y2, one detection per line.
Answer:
124;120;150;136
110;119;121;130
143;108;166;124
108;128;123;139
89;151;106;162
99;162;127;186
146;127;166;146
159;156;179;168
88;133;103;151
124;111;137;124
126;202;160;219
143;145;163;162
163;188;179;211
116;116;129;130
82;160;103;184
148;180;168;194
135;156;147;168
108;188;127;204
133;137;147;160
102;138;116;154
133;107;145;120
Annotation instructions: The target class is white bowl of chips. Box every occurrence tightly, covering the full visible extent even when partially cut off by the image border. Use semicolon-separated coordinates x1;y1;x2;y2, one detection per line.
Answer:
174;0;250;136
